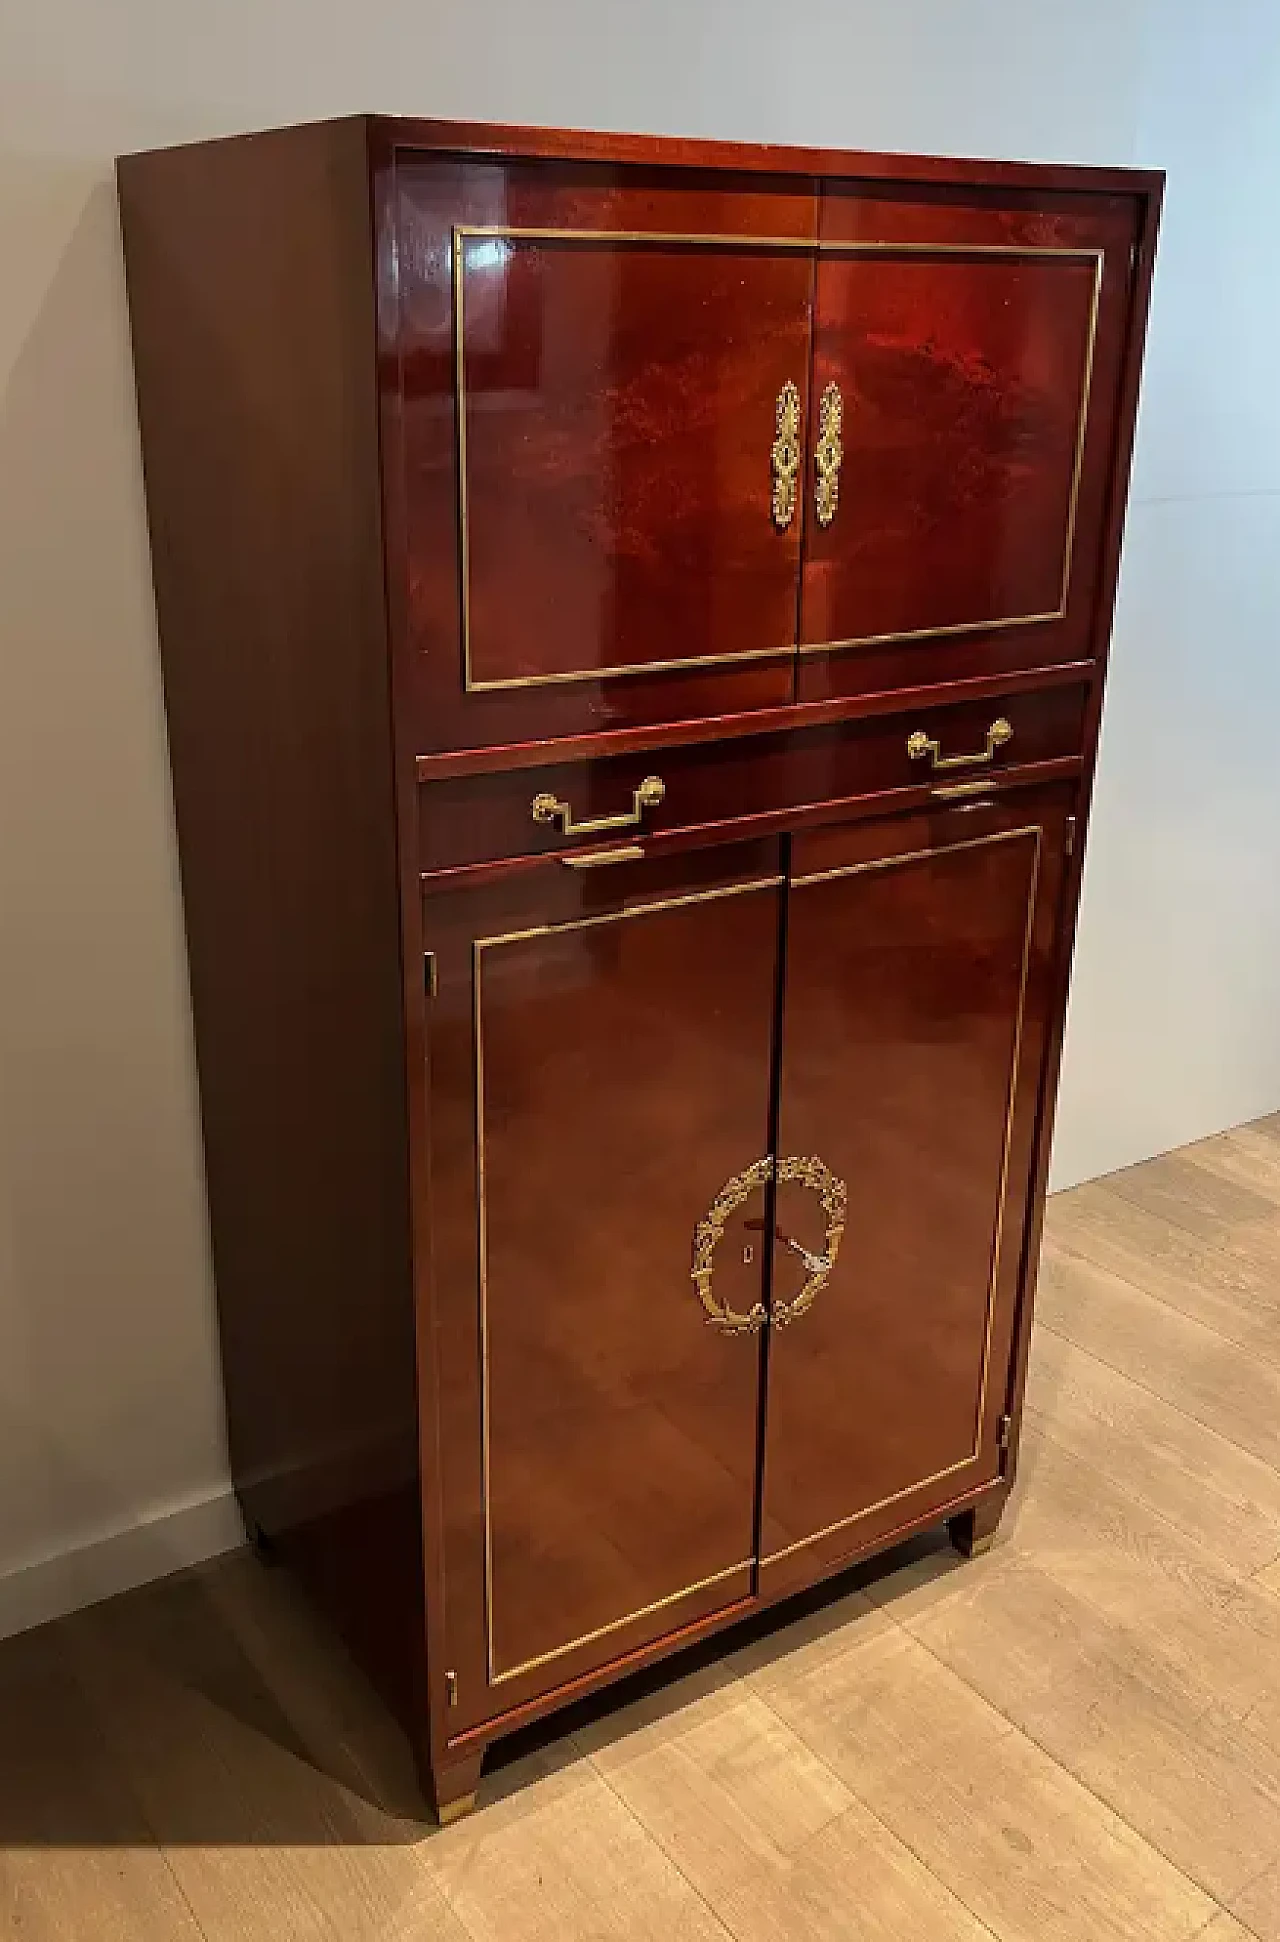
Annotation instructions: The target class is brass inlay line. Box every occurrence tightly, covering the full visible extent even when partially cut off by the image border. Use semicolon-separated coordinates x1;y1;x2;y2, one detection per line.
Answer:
560;843;646;869
452;227;1106;691
975;832;1043;1440
790;822;1039;888
467;643;799;693
764;824;1042;1570
490;1561;755;1687
763;1456;976;1570
803;247;1105;658
453;232;473;696
931;778;1001;802
478;874;783;954
460;224;1104;260
474;874;783;1687
800;609;1062;654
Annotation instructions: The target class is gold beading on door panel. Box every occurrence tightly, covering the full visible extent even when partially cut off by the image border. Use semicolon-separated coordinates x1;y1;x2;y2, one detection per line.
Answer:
471;875;782;1688
763;823;1043;1570
449;226;1106;691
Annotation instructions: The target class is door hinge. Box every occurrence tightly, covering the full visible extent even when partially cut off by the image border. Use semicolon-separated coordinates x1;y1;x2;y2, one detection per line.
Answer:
445;1669;459;1708
1065;815;1078;858
997;1413;1013;1453
424;951;438;1000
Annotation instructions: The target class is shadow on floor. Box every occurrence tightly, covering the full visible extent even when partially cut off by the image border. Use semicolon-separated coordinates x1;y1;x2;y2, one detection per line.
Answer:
0;1521;971;1850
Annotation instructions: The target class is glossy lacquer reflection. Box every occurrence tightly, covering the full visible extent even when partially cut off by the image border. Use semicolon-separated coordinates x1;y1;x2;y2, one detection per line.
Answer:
761;805;1064;1579
426;853;781;1714
801;251;1101;652
456;234;812;690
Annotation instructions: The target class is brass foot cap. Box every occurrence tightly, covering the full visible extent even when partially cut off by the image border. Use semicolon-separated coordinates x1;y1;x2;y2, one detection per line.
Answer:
436;1791;478;1827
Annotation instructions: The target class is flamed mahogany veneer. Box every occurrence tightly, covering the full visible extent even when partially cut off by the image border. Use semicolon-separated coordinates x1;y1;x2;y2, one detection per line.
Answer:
117;115;1161;1823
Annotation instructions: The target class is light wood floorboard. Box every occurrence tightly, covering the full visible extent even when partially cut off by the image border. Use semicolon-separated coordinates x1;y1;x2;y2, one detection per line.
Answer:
5;1114;1280;1939
1023;1322;1280;1573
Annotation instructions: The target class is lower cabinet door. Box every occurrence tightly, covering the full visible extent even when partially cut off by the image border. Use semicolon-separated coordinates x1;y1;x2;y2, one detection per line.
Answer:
424;841;783;1729
759;794;1070;1591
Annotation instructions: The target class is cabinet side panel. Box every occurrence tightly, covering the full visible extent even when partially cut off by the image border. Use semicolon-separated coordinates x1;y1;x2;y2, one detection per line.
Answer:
117;121;425;1727
1004;182;1164;1461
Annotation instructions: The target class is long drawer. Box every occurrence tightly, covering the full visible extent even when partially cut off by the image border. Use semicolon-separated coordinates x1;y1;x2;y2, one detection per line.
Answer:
418;682;1089;878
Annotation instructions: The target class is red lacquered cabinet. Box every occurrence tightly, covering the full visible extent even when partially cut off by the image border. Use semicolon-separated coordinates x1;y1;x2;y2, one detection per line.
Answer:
117;115;1161;1821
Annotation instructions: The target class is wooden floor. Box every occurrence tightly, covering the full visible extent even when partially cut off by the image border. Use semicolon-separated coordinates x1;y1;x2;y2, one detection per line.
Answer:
6;1117;1280;1941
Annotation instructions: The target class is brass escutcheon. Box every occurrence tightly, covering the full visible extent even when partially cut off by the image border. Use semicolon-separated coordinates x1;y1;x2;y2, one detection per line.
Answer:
691;1154;847;1334
771;381;802;530
814;382;844;528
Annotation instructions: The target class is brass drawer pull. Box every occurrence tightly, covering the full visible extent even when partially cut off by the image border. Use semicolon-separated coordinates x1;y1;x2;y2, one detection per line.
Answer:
560;844;645;870
907;717;1013;773
814;382;843;528
691;1153;847;1336
771;381;802;530
531;774;665;839
931;779;999;803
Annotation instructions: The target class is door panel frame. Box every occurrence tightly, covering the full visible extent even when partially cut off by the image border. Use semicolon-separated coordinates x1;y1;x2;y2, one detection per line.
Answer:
799;244;1105;658
452;226;1105;686
428;797;1068;1729
466;869;782;1696
759;814;1052;1572
452;223;815;692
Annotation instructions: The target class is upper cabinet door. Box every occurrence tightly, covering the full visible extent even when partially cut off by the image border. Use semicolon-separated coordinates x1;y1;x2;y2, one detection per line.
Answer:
797;186;1140;700
388;155;817;752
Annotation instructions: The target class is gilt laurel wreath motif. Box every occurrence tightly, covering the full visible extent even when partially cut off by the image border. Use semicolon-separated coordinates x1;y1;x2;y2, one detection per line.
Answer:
691;1154;847;1334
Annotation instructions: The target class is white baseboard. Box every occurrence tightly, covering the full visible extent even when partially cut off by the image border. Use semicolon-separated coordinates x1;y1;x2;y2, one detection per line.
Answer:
0;1487;245;1643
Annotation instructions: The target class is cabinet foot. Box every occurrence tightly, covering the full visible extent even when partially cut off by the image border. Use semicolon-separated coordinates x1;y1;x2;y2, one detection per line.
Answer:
426;1748;484;1827
948;1493;1006;1560
437;1788;478;1827
246;1519;279;1567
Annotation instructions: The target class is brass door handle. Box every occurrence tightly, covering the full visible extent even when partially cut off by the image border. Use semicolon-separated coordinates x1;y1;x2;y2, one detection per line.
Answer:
691;1153;847;1335
771;380;802;530
814;382;843;528
907;717;1013;773
531;775;665;839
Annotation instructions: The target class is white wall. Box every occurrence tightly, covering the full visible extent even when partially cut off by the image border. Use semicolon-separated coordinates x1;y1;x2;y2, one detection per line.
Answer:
1050;0;1280;1185
0;0;1262;1633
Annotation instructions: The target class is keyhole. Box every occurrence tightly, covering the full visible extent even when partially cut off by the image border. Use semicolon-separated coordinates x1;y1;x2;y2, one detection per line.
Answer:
743;1245;755;1265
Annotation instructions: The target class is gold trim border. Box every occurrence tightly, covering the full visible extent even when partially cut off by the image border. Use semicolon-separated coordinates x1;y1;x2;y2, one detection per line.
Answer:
801;247;1103;658
453;227;1106;691
762;823;1043;1571
473;874;783;1688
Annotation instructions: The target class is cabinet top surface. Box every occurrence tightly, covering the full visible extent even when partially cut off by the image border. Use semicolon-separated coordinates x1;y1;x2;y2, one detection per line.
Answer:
121;112;1164;200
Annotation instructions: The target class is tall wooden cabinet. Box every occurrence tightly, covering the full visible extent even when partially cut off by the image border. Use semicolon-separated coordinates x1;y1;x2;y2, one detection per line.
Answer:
117;116;1161;1821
